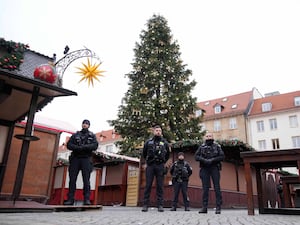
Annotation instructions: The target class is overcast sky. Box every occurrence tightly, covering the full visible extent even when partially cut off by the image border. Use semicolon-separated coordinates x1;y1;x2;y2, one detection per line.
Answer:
1;0;300;132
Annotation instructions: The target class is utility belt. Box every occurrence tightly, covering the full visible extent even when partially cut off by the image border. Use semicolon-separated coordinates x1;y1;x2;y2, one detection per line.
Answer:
173;171;189;182
173;176;188;183
200;162;222;170
147;157;164;165
71;152;91;159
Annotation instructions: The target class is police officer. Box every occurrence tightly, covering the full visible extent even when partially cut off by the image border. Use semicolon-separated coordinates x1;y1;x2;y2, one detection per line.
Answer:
64;119;99;205
195;132;224;214
170;152;192;211
141;125;170;212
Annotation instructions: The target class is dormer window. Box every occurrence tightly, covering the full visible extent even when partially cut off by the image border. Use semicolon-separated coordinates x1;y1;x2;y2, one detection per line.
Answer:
262;102;272;112
295;96;300;106
195;109;203;117
214;105;222;114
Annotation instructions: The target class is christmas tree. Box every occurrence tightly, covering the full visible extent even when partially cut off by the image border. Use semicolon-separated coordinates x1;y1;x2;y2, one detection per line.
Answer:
109;14;204;157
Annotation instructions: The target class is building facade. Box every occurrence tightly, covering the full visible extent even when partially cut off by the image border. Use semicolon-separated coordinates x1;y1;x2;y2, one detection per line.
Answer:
247;90;300;151
95;130;121;154
197;87;263;142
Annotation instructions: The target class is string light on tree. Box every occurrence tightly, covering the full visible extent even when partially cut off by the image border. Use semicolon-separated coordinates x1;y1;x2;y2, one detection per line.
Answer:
108;14;204;156
140;87;148;94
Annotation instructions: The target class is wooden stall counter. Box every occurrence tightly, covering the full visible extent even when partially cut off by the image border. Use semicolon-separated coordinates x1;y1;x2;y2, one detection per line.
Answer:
241;149;300;215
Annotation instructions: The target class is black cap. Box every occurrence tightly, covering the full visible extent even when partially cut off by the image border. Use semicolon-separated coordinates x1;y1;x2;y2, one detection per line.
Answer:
82;119;90;126
178;152;184;157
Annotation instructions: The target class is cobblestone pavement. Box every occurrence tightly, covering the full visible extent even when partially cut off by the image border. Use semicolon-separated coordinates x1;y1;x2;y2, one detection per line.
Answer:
0;206;299;225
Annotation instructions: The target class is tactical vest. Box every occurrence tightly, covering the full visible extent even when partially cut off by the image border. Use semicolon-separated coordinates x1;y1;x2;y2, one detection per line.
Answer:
146;139;167;164
71;131;96;157
172;161;189;182
201;143;220;159
199;143;222;169
73;131;95;145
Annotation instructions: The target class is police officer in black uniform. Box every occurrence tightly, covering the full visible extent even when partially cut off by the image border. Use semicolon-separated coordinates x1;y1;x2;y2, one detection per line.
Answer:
170;152;192;211
141;125;170;212
64;119;99;205
195;132;224;214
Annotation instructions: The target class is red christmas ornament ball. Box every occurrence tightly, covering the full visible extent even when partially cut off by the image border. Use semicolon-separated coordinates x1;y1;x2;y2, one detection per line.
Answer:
33;64;57;83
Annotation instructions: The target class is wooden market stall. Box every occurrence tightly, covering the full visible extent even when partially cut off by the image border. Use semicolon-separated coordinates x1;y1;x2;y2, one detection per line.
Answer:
0;38;76;211
93;152;140;206
241;149;300;215
48;165;101;205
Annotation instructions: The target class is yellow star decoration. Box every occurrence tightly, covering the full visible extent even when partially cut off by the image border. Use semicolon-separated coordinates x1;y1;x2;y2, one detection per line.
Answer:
76;58;105;87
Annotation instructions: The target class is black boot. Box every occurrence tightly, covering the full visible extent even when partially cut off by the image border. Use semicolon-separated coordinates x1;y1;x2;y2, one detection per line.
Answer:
63;199;74;205
141;205;148;212
83;200;91;205
198;208;207;213
215;206;221;214
158;205;164;212
170;206;176;211
185;207;190;211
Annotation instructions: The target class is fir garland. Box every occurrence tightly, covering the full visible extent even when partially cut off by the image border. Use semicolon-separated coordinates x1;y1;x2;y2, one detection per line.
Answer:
0;38;29;70
216;139;255;151
171;139;254;152
171;139;254;165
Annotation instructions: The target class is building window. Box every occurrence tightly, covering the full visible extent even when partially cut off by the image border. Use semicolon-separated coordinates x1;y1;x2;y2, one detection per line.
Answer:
229;117;237;129
269;118;277;130
271;138;280;149
105;145;113;153
256;120;264;132
262;102;272;112
258;140;267;150
195;109;203;117
214;105;222;114
289;115;299;128
294;96;300;106
213;120;221;132
292;136;300;148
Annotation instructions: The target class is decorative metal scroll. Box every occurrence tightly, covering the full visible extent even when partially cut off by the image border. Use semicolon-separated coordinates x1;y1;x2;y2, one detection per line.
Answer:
54;48;100;86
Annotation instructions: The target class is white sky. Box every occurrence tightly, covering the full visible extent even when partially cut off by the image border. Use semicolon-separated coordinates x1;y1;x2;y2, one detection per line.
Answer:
1;0;300;132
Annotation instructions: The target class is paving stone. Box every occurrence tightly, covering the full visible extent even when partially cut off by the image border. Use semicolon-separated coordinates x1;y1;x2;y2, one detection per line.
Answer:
0;206;299;225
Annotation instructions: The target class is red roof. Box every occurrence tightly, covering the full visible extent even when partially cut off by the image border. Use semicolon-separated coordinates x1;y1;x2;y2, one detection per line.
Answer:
95;129;121;143
249;90;300;116
197;91;253;119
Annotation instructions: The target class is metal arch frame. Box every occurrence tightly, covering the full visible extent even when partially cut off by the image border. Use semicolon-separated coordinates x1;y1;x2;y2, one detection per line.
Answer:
54;48;100;85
